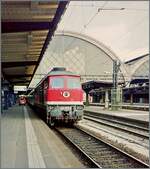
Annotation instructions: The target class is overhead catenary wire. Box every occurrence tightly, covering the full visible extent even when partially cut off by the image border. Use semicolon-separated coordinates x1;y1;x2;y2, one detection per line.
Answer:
63;1;108;53
58;1;109;76
62;2;148;54
69;4;148;11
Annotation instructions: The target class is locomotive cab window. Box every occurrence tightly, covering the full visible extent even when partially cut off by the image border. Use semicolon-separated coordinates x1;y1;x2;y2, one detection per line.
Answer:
67;78;81;89
50;78;64;88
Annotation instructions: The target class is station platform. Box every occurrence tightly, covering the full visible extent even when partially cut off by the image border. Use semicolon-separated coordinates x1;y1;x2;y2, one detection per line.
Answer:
84;106;149;122
1;104;84;168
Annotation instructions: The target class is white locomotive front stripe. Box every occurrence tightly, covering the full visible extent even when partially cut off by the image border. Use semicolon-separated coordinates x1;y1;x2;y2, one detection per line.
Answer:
46;101;83;105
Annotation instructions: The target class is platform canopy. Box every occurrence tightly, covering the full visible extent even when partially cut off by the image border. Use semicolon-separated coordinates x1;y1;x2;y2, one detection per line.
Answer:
130;79;149;85
2;1;68;86
82;81;113;93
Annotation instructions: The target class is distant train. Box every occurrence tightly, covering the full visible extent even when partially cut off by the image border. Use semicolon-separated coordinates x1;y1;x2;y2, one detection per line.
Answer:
19;95;27;105
27;67;84;126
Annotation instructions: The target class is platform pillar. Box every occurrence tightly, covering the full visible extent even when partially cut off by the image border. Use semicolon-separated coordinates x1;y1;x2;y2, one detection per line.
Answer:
2;80;10;110
4;91;9;110
130;94;133;104
85;92;89;106
100;93;105;103
105;89;109;109
8;92;12;107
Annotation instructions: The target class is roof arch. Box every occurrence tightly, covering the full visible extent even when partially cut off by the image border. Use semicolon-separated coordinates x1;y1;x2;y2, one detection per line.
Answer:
131;57;149;78
55;30;129;81
125;54;149;79
30;30;130;87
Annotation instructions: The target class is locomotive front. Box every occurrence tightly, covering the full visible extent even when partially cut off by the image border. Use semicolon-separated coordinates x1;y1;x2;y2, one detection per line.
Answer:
46;68;84;126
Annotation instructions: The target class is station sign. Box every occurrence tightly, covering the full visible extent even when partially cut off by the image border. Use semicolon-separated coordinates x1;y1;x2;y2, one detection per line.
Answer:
14;86;27;92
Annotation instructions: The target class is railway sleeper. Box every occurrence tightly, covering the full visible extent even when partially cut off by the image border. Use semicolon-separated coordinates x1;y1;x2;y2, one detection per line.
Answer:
94;159;131;166
92;151;120;156
103;163;133;168
93;156;142;168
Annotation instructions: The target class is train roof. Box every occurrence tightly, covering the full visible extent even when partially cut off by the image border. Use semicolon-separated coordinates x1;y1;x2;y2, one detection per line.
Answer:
47;67;79;76
35;69;80;88
47;70;79;76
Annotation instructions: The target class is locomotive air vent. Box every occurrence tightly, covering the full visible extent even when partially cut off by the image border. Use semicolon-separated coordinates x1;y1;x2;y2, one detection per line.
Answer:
51;67;66;71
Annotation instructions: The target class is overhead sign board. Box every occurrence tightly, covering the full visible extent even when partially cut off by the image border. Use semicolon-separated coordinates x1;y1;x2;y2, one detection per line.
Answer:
14;86;27;92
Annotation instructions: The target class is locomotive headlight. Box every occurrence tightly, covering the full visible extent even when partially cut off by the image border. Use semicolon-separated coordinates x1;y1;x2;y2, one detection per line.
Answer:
63;91;70;98
76;105;84;110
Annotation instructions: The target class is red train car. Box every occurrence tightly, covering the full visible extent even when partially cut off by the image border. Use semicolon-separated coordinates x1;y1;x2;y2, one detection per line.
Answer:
19;95;26;105
31;67;84;126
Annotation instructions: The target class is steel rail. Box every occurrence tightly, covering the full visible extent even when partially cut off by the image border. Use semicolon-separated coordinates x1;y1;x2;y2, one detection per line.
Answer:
55;127;149;168
84;110;149;128
84;114;149;140
55;127;101;168
77;126;149;167
84;113;148;131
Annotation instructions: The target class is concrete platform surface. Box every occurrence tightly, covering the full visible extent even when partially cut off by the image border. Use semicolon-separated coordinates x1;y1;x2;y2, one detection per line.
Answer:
84;106;149;122
1;105;85;168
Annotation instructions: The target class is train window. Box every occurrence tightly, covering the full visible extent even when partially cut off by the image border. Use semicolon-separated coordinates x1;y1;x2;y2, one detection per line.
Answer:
50;78;64;88
67;78;81;89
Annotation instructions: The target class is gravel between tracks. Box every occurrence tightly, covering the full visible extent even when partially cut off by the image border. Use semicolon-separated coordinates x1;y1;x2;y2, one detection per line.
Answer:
76;119;149;164
84;116;149;147
57;127;149;168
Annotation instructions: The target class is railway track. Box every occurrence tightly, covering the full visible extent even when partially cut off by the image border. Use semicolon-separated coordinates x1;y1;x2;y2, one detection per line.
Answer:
55;127;149;168
84;115;149;140
84;111;149;139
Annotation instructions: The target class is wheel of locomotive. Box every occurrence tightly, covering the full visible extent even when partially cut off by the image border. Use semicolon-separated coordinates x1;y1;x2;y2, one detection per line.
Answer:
46;112;54;127
49;116;55;127
69;121;74;127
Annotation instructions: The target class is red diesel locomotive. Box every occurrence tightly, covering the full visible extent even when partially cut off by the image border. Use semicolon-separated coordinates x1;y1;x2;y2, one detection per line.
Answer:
28;67;84;126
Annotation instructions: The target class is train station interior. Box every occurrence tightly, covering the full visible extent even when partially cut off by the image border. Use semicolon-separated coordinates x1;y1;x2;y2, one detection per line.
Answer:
1;1;149;168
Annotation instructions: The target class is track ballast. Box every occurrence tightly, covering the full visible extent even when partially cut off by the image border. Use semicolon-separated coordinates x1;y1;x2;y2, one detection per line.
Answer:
56;127;149;168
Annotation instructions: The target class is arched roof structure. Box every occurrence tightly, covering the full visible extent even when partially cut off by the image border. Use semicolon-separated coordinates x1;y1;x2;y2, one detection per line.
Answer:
29;31;129;88
56;31;129;80
57;1;148;61
133;60;149;78
29;1;148;88
125;54;149;80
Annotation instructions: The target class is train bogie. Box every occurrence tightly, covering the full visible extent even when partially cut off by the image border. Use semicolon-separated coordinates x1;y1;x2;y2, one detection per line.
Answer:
46;105;84;126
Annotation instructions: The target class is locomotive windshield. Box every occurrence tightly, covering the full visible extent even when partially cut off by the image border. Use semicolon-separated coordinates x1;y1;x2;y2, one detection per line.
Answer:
50;78;64;88
50;77;81;89
67;78;81;89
